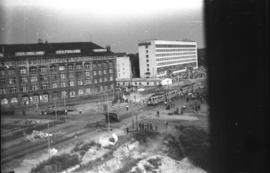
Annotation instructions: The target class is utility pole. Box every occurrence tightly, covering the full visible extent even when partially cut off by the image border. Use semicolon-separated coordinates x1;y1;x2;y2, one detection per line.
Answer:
106;92;110;132
48;122;51;158
64;92;67;121
54;98;58;121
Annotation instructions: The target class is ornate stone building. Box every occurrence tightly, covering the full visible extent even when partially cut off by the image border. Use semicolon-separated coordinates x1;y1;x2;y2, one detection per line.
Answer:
0;42;117;108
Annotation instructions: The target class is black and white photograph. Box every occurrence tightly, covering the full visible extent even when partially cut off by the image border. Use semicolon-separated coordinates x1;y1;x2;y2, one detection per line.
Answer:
1;0;268;173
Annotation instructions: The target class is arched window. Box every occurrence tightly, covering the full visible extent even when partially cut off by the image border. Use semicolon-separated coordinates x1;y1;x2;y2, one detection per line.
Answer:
1;98;8;105
10;97;18;104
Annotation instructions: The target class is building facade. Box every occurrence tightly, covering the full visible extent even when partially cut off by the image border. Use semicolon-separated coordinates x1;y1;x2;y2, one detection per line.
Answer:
0;42;117;108
116;55;132;79
116;78;161;87
138;40;198;78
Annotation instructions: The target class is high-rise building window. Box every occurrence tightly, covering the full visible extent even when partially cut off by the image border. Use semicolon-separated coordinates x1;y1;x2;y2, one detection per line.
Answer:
39;67;47;73
77;80;83;86
99;70;102;75
70;91;76;97
60;82;66;88
51;74;58;81
32;84;38;91
0;70;5;76
85;88;91;94
61;91;67;98
0;88;7;95
50;65;57;72
59;66;65;71
42;84;48;90
109;69;113;74
103;70;107;74
52;83;58;88
68;64;74;70
10;87;17;94
93;71;97;76
60;73;66;79
8;69;16;75
76;72;82;78
30;76;38;82
9;77;16;84
20;68;27;74
21;86;27;92
29;67;37;73
69;81;75;86
94;79;97;83
110;76;113;81
85;63;91;69
40;75;48;81
85;79;92;85
78;89;84;95
0;78;6;85
76;64;82;70
99;78;102;83
69;73;74;78
85;71;91;77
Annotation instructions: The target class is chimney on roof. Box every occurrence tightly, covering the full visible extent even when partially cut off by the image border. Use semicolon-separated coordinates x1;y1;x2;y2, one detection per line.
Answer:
106;45;111;52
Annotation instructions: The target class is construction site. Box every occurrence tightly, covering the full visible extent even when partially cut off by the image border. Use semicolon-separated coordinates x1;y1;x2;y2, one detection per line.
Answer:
1;77;209;173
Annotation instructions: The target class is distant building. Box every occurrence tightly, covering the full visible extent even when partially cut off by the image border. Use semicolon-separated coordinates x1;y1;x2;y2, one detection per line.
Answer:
138;40;198;78
116;54;132;79
0;42;117;108
116;78;161;87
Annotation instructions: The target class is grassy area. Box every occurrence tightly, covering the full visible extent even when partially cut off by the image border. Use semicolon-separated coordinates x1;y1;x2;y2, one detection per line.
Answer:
30;153;80;173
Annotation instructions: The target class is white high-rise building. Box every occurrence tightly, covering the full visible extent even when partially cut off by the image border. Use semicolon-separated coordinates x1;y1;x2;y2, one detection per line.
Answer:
138;40;198;78
116;56;132;79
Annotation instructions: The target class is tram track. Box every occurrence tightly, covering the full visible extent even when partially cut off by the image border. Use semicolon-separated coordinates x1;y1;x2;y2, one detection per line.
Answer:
1;104;151;165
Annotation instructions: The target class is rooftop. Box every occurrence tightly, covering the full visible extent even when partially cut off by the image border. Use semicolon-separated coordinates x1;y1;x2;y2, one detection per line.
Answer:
0;42;114;57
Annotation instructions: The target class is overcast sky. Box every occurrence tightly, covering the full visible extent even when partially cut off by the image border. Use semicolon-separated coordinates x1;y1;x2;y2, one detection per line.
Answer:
0;0;204;53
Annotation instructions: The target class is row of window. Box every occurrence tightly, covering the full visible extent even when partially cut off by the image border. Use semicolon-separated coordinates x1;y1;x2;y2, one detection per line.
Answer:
1;57;114;67
156;55;197;62
117;81;153;86
1;85;115;105
0;62;113;76
155;44;196;48
0;70;114;85
156;51;197;57
0;77;114;94
156;48;196;52
157;58;197;66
